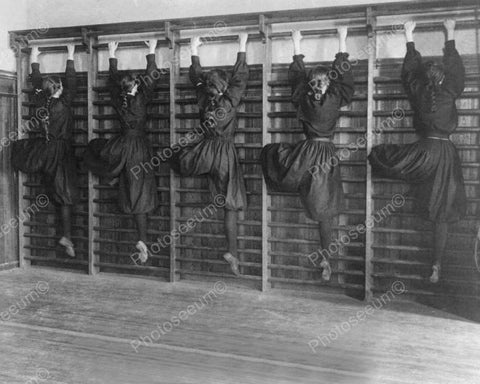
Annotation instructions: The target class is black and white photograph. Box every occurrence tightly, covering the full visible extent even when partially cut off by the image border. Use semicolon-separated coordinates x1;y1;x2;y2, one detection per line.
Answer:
0;0;479;382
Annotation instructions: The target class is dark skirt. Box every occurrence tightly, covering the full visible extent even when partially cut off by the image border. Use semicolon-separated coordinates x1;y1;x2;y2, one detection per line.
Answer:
368;137;466;222
11;137;79;206
84;133;158;214
170;137;247;210
261;140;344;221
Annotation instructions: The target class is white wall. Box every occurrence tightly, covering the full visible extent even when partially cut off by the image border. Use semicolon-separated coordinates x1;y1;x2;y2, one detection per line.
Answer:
0;0;27;71
4;0;478;72
24;0;409;29
21;0;412;72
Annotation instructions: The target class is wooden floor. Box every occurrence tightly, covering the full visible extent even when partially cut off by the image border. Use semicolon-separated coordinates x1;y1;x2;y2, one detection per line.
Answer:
0;268;479;384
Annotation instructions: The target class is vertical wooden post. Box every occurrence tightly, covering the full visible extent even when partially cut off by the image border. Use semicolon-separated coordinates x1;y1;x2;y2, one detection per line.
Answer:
261;19;272;292
88;35;100;275
169;31;180;282
365;7;376;301
1;71;19;269
16;49;30;268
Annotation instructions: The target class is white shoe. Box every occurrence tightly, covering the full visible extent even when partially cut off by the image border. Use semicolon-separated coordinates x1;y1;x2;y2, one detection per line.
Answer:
429;264;440;284
59;236;75;258
108;177;119;186
223;252;240;276
320;259;332;281
135;241;149;263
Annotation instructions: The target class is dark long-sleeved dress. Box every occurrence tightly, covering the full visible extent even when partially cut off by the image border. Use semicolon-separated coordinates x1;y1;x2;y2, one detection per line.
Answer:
170;53;249;210
261;53;355;221
83;54;159;214
12;60;79;206
368;41;466;222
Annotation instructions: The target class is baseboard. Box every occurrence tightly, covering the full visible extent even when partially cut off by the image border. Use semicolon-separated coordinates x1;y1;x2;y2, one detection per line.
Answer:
0;261;19;271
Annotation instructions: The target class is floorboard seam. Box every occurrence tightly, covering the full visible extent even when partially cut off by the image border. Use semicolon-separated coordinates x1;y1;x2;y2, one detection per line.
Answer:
1;320;396;381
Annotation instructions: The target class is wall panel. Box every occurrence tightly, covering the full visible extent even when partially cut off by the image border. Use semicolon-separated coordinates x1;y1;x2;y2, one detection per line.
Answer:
173;63;263;288
9;1;480;306
266;59;369;298
91;66;171;278
0;71;18;270
19;67;89;271
371;55;480;300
